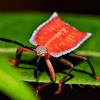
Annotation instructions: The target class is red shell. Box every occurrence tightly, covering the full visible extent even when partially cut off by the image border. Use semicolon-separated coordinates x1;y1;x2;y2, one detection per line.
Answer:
29;12;92;57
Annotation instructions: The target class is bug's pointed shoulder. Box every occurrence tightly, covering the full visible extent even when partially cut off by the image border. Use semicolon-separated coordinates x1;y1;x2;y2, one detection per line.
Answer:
51;12;59;18
29;12;59;46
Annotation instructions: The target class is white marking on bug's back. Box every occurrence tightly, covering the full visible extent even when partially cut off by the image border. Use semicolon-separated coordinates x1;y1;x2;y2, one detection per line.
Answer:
29;12;58;46
50;33;92;57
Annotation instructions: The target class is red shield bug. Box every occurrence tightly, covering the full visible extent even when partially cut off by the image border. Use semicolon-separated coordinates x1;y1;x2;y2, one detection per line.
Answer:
0;12;100;96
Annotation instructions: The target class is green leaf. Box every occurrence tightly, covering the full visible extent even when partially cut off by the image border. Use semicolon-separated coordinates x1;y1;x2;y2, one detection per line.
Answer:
0;13;100;88
0;55;38;100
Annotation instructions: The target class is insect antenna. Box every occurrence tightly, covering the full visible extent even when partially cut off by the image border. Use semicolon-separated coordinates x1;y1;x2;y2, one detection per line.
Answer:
34;55;43;78
0;37;36;52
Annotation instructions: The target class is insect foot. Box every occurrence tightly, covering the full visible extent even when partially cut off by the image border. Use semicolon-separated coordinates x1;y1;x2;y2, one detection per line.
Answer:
94;74;100;81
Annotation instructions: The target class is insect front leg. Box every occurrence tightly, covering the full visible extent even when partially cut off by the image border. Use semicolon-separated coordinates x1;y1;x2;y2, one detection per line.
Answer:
9;47;36;66
69;53;100;80
36;57;56;96
9;48;22;66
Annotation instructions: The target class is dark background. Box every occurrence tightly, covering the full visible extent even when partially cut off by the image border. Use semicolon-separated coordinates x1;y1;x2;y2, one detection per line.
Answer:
0;0;100;15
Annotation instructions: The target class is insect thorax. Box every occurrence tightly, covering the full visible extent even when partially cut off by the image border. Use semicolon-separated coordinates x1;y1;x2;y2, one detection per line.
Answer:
36;46;47;56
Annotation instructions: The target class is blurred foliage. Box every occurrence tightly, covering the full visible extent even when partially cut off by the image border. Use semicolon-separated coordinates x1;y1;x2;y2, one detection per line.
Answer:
0;55;39;100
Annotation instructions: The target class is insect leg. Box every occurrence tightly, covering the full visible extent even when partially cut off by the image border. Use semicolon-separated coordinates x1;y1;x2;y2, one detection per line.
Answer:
15;48;22;66
9;47;36;66
36;57;56;96
53;57;74;67
34;55;43;78
69;53;100;80
55;60;74;94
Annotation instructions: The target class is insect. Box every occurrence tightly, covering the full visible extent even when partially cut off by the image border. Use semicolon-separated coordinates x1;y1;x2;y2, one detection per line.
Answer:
0;12;100;96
